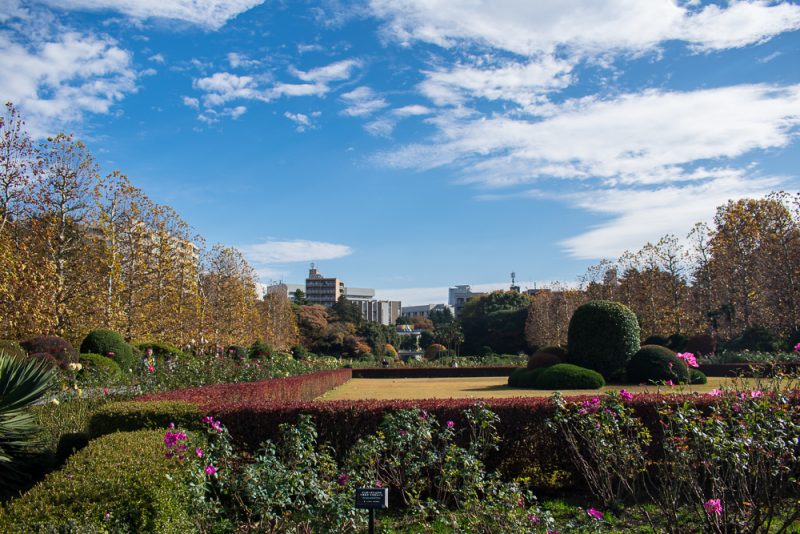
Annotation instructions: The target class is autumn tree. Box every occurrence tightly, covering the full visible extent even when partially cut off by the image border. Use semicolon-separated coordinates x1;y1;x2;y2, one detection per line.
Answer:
258;292;299;350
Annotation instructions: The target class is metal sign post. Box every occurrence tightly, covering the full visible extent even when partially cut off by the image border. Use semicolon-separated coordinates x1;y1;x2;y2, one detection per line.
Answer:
355;488;389;533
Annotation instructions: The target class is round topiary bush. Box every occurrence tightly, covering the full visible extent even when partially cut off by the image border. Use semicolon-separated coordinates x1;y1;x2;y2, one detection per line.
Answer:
643;335;670;347
685;334;716;356
567;300;640;379
689;368;707;385
738;325;780;353
527;350;563;370
0;340;26;359
627;345;689;385
21;336;77;366
508;367;545;388
533;363;605;390
667;333;688;352
80;329;135;373
79;353;122;383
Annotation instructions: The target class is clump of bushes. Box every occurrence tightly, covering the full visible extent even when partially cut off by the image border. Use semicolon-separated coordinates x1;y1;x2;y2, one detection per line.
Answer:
0;430;195;532
534;364;605;390
685;333;715;356
643;335;670;347
248;340;272;359
568;300;640;379
225;345;247;359
725;325;781;353
689;368;707;385
78;353;122;384
136;340;183;365
527;346;565;369
425;344;447;359
507;367;544;387
80;329;136;373
88;401;202;439
627;345;689;384
0;340;26;359
21;336;77;367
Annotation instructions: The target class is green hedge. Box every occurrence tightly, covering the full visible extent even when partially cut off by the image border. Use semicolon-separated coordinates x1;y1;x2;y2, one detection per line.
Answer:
627;345;689;384
79;353;122;383
507;367;545;387
0;340;26;360
567;300;640;379
0;430;195;533
534;364;605;390
88;401;202;439
80;329;136;373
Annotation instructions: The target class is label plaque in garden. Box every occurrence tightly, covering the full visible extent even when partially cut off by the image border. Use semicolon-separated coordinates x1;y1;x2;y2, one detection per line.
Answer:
355;488;389;509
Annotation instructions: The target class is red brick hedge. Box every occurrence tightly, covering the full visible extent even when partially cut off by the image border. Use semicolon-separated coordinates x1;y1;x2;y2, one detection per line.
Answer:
138;369;352;407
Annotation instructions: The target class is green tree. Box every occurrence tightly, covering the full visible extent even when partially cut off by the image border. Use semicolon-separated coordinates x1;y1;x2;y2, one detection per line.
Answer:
459;291;530;355
331;295;362;325
292;289;308;306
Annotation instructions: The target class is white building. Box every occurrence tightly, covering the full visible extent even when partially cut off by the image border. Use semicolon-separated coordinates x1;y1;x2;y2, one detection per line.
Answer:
448;285;486;317
400;303;453;319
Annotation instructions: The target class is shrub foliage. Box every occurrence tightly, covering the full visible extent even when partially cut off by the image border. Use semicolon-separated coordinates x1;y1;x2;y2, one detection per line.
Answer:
567;300;640;379
627;345;689;384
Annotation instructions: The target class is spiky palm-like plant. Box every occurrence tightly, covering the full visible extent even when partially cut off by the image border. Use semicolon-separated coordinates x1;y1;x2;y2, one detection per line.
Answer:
0;352;57;494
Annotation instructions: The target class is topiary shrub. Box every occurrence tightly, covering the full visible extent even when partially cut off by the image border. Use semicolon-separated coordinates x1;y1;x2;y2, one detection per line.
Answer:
533;364;605;390
0;340;26;359
685;334;716;356
627;345;689;385
78;353;122;384
88;401;202;439
643;335;670;347
1;430;195;532
667;333;688;352
527;350;563;370
20;336;77;367
689;369;707;385
55;432;89;466
248;340;273;359
508;367;545;388
80;329;136;373
537;345;568;359
567;300;640;379
425;343;447;359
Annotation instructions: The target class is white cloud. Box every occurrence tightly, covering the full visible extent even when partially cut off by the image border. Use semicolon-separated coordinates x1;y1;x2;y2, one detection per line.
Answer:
419;56;574;108
559;171;782;259
191;59;361;119
392;104;432;117
0;28;137;136
284;111;319;132
378;84;800;187
39;0;265;30
240;239;353;264
289;58;361;84
364;117;394;137
182;95;199;108
340;86;388;117
227;52;260;68
148;53;165;63
370;0;800;56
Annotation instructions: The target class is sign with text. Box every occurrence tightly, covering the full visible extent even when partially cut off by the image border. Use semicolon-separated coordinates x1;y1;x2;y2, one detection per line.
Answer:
355;488;389;509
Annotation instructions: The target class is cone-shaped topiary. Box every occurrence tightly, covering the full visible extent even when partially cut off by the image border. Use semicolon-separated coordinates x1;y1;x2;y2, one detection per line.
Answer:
627;344;689;384
567;300;640;379
80;329;135;373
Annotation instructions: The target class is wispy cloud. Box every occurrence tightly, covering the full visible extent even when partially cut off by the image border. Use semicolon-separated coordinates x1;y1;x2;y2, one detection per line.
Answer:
340;86;388;117
240;239;353;264
38;0;266;30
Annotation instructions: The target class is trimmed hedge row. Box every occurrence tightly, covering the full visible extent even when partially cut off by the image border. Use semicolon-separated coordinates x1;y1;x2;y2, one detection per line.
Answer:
0;430;195;533
89;400;202;438
92;393;750;488
138;369;352;409
351;367;516;378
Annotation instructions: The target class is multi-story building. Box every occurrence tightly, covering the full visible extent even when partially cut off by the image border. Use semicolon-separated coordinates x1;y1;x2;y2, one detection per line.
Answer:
305;264;344;307
266;282;305;300
448;285;486;317
400;303;453;319
344;287;375;302
354;299;401;326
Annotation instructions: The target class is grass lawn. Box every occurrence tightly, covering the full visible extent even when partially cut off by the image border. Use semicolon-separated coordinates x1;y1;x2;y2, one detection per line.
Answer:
318;376;758;401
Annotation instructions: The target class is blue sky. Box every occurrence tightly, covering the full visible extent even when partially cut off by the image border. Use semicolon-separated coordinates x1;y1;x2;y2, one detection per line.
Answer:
2;0;800;305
